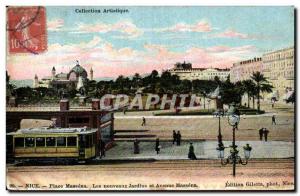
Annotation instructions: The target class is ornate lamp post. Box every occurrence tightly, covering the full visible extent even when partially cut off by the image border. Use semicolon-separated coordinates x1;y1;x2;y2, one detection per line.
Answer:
216;104;252;177
216;95;223;146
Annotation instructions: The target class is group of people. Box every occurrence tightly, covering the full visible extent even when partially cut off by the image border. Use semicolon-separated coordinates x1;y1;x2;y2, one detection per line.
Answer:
258;128;270;141
172;130;182;146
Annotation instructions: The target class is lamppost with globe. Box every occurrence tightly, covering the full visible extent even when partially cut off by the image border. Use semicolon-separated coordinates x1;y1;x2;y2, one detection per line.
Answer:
216;95;224;147
216;103;252;177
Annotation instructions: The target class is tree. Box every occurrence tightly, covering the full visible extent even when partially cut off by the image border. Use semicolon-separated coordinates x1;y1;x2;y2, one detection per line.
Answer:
220;80;241;105
242;79;256;108
192;80;217;109
115;75;125;94
235;81;246;106
86;79;97;96
251;72;273;112
143;70;159;93
132;73;142;89
15;87;35;102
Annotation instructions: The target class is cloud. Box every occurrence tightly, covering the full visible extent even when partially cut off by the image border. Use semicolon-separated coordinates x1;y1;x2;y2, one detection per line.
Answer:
211;29;251;39
151;20;212;33
47;19;64;31
207;45;256;53
73;20;143;38
7;34;257;80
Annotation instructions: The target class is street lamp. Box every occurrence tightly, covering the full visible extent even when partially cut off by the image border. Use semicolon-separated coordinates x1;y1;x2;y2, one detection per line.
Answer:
216;95;223;146
216;103;252;177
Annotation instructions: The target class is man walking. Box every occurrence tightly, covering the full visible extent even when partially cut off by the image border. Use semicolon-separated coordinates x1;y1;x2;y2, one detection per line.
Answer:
263;128;270;142
176;131;181;146
272;115;276;125
141;117;146;126
172;130;177;144
259;128;264;141
188;142;197;160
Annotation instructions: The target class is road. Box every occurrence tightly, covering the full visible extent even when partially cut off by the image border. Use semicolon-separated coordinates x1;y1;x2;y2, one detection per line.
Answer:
7;159;294;191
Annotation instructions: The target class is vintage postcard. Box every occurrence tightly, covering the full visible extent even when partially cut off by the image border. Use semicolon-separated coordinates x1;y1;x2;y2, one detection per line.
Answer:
6;6;295;191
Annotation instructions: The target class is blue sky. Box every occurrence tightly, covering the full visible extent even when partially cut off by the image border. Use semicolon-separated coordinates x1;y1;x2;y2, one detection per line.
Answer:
46;6;294;52
8;6;294;79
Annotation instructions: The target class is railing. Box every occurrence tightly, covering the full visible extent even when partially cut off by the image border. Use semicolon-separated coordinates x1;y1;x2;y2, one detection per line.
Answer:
6;103;93;112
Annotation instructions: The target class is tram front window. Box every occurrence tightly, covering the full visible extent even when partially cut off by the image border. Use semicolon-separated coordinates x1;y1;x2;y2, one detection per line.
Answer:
79;134;91;148
15;137;24;147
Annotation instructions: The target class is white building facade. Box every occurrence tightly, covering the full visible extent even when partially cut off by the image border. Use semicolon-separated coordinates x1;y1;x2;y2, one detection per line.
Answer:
262;47;294;97
167;63;230;81
230;57;264;83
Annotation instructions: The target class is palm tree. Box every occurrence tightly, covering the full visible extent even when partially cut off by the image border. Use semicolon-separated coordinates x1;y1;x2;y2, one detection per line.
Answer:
235;81;246;106
242;79;256;108
251;72;273;112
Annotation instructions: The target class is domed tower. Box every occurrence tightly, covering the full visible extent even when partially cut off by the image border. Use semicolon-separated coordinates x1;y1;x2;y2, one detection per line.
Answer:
68;60;88;81
52;66;56;79
33;74;39;88
67;60;88;90
90;67;94;80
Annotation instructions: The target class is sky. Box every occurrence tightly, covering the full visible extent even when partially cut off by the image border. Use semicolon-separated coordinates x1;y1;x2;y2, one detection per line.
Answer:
7;6;294;80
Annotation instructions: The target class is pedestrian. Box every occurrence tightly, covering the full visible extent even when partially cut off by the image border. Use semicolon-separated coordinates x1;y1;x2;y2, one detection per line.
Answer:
176;131;181;146
263;128;269;141
141;117;146;126
172;130;176;144
272;115;276;125
134;139;140;154
258;128;264;141
188;143;197;160
155;138;160;154
100;140;106;158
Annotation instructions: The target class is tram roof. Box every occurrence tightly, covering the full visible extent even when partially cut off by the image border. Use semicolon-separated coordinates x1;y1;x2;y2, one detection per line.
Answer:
7;127;97;135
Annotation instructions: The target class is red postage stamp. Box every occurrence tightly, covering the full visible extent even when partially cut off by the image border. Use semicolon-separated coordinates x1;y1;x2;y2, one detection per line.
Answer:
7;6;47;54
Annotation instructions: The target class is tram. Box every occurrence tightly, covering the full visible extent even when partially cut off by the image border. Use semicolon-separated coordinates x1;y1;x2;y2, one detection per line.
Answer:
7;126;98;163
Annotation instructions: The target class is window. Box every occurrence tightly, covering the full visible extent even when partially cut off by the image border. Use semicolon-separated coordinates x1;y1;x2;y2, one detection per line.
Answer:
69;117;89;124
79;134;92;148
46;137;56;147
92;134;95;145
67;137;77;147
36;137;45;147
79;135;86;147
57;137;66;147
15;137;24;147
25;137;35;147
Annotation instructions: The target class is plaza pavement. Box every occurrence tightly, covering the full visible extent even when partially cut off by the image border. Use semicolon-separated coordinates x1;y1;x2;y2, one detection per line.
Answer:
114;114;294;142
102;140;294;161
